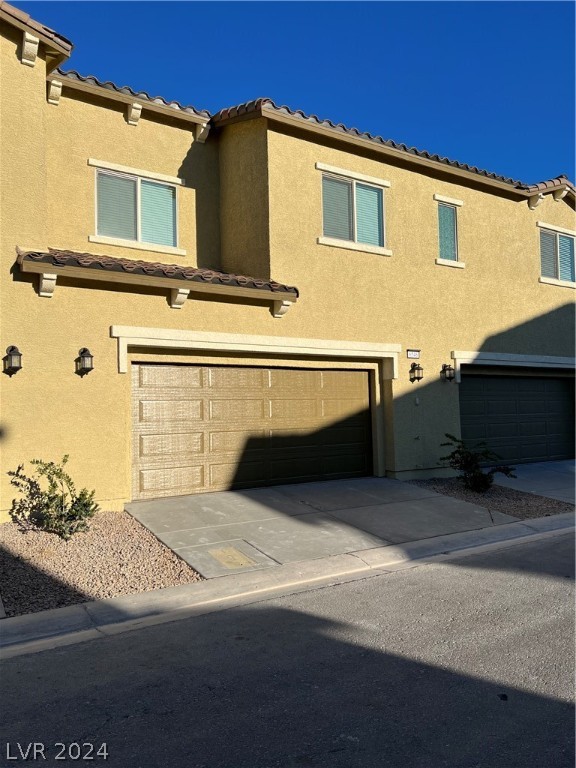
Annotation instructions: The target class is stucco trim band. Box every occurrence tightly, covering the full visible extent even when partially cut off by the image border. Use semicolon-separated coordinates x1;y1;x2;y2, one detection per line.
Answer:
317;237;393;257
110;326;401;377
536;221;576;237
87;159;184;186
451;350;576;383
433;193;464;207
315;163;391;188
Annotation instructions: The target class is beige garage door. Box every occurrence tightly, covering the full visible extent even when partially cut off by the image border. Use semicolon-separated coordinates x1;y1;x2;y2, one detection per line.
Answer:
132;364;372;499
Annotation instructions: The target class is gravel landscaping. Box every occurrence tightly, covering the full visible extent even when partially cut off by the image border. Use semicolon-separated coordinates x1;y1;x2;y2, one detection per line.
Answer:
410;478;573;520
0;511;203;618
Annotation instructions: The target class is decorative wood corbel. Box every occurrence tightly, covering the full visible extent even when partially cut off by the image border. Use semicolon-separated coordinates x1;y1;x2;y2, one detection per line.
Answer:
126;103;142;126
195;123;210;143
39;273;57;297
528;193;544;210
272;300;293;318
47;80;62;106
21;31;39;67
552;188;568;201
170;288;190;308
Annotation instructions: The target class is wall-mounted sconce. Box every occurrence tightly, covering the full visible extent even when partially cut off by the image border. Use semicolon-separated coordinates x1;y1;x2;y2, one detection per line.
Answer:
3;346;23;377
409;362;424;383
75;348;94;377
440;363;456;382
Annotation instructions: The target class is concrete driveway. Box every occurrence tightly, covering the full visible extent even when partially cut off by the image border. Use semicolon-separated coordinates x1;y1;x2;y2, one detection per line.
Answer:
492;460;575;504
127;477;517;578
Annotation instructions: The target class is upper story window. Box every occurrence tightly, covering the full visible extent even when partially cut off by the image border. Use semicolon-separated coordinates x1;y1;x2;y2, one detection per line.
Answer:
316;163;391;256
88;159;186;256
434;194;464;268
539;226;575;285
97;171;176;247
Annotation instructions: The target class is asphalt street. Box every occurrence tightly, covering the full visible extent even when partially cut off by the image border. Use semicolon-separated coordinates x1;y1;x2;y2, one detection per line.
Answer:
1;533;573;768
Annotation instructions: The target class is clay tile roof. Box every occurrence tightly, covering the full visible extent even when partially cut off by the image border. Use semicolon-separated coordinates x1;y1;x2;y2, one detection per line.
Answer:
56;69;210;119
0;0;72;53
212;98;575;192
516;175;576;194
18;248;299;297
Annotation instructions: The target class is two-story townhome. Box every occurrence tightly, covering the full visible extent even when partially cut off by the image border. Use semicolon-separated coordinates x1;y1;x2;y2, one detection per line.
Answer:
1;2;574;520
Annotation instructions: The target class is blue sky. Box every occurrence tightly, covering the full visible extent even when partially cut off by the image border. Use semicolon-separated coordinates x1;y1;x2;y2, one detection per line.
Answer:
20;1;575;184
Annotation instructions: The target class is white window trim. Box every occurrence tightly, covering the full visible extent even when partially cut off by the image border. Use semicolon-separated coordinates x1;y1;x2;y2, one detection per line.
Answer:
317;236;392;257
88;158;183;186
536;221;576;237
88;235;186;257
315;162;390;188
433;193;464;207
318;165;389;252
437;201;460;263
436;258;465;269
539;276;575;289
537;224;575;284
93;167;184;254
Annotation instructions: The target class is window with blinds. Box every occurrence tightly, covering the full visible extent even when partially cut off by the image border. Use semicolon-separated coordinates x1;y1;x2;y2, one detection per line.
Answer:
438;203;458;261
96;170;177;247
540;229;575;283
322;174;384;247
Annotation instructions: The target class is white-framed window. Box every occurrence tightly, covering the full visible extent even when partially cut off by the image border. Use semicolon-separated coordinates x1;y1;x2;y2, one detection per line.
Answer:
539;227;575;284
437;203;458;261
88;159;185;255
433;193;464;267
96;170;177;247
316;163;391;255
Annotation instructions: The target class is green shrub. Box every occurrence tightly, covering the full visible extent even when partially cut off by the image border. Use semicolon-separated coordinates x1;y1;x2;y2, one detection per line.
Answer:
440;433;516;493
7;455;99;540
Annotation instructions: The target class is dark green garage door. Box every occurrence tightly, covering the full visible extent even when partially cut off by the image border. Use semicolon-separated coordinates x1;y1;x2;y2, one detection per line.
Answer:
459;374;575;464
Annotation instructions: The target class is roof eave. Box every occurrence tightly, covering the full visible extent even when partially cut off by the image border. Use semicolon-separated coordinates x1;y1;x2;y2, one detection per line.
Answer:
215;104;574;200
47;72;209;127
0;6;72;64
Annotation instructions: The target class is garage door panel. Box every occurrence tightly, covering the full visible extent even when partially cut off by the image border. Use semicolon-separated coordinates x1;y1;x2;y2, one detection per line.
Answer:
139;399;203;423
209;461;268;488
460;374;574;464
132;365;372;499
209;399;267;421
209;429;266;454
138;465;205;493
270;399;318;420
138;366;202;389
460;399;486;417
139;432;204;459
208;367;268;390
487;421;519;439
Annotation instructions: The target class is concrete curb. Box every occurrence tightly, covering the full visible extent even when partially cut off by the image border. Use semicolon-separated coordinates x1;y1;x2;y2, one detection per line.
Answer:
1;513;573;658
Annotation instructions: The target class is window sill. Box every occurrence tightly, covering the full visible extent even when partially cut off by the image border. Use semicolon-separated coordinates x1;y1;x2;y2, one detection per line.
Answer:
317;236;392;257
539;276;575;289
89;235;187;257
435;258;465;269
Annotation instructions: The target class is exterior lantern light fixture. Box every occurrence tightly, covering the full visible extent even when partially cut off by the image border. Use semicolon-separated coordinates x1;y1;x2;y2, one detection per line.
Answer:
440;363;456;382
409;362;424;384
3;346;22;377
75;348;94;377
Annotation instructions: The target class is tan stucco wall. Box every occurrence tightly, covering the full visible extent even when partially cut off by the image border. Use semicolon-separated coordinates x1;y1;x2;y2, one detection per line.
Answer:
1;22;574;519
218;118;271;279
265;125;576;475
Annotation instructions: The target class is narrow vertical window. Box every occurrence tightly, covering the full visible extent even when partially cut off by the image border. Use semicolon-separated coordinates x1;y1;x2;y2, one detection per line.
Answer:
97;173;137;241
438;203;458;262
558;235;575;283
322;176;353;241
356;183;383;247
